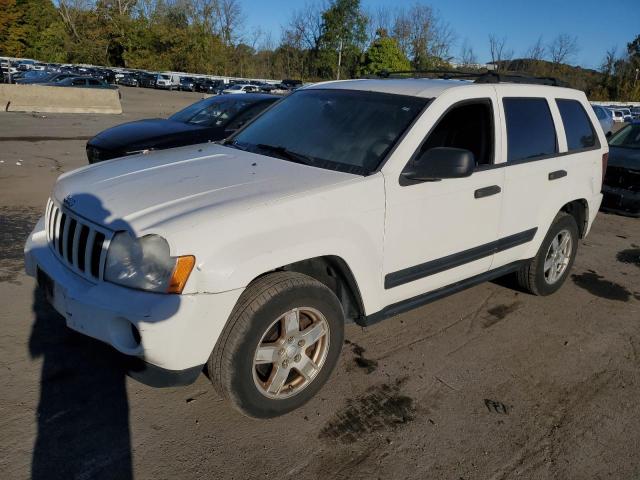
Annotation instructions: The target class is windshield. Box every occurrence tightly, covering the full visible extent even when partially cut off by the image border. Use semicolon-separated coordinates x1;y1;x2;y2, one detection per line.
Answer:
169;98;255;126
609;124;640;149
158;74;170;80
231;88;427;175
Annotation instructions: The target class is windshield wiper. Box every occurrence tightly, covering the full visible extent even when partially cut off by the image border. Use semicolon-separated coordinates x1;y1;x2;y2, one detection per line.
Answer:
219;138;245;150
255;144;315;166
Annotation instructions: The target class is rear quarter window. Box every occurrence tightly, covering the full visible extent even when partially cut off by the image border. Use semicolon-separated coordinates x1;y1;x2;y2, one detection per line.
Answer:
503;98;557;162
556;99;598;151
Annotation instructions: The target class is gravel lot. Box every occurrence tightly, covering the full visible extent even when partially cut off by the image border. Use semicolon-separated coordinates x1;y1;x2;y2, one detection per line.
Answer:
1;87;639;480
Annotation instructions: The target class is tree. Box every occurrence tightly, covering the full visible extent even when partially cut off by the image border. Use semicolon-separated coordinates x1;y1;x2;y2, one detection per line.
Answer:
317;0;367;79
488;34;513;70
526;36;545;61
279;1;326;80
391;4;455;69
359;29;410;75
459;38;477;66
548;33;579;65
0;0;61;58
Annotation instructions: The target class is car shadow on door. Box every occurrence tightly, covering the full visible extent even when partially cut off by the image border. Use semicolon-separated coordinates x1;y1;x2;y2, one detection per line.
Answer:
29;288;133;480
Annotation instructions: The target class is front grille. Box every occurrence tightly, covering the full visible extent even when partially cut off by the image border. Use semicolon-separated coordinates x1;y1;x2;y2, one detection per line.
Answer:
45;198;113;282
605;166;640;192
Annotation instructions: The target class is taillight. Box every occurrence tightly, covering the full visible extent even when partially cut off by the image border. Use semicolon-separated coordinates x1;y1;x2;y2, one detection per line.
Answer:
601;152;608;186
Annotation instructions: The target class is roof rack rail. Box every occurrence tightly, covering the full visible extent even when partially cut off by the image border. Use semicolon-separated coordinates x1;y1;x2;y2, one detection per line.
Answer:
376;69;569;87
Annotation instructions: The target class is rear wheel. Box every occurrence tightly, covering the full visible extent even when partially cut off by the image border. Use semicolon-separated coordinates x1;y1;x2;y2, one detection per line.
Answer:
516;212;579;296
209;272;344;418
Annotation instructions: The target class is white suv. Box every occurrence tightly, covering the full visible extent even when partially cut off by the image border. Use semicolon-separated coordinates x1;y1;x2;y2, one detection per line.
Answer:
25;76;607;418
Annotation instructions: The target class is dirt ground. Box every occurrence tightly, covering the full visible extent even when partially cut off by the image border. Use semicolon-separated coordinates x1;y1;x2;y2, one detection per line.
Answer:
1;87;639;480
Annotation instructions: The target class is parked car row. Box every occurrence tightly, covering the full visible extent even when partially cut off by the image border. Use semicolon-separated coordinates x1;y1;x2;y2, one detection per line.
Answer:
1;57;302;97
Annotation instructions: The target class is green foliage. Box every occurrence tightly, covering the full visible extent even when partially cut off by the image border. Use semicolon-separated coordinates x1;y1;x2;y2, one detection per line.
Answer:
0;0;59;58
0;0;637;101
359;32;410;76
317;0;367;79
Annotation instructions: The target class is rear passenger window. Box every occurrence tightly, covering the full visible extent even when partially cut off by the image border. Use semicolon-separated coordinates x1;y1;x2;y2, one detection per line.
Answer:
556;99;598;150
503;98;557;162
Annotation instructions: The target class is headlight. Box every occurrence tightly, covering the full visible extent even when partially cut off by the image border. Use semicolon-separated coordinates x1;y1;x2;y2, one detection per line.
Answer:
105;232;194;293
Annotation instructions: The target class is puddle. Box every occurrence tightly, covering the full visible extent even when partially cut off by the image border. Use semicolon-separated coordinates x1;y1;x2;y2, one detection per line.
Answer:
617;249;640;268
483;301;522;328
319;379;415;443
571;270;631;302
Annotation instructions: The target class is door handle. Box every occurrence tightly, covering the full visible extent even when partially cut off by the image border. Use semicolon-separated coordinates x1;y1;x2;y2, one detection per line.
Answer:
548;170;567;180
474;185;501;199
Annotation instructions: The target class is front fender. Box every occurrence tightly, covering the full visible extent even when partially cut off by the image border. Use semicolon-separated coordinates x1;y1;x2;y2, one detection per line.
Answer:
185;174;387;315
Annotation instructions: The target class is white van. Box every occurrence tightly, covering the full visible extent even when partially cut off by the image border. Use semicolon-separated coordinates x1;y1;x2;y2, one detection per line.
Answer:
155;73;181;90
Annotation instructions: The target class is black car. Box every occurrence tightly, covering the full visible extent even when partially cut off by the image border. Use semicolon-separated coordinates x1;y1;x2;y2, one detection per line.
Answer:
138;73;157;88
118;74;139;87
602;121;640;217
46;76;116;89
86;93;278;163
15;72;74;84
179;76;196;92
195;79;224;94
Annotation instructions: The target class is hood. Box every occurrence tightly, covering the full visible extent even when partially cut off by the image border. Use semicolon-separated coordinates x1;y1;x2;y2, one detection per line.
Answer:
608;146;640;170
53;143;357;232
89;119;207;151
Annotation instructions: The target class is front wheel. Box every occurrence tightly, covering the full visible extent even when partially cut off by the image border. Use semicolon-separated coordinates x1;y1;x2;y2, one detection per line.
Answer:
209;272;344;418
516;212;579;296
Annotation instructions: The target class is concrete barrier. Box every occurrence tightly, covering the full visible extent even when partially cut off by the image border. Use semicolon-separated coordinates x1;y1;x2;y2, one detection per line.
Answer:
0;84;122;114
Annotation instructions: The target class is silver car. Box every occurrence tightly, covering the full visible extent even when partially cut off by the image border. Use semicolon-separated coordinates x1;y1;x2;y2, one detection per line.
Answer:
592;105;614;136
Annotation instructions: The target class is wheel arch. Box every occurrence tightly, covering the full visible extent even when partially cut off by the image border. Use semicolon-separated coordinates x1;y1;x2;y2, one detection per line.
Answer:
250;255;366;324
560;199;588;238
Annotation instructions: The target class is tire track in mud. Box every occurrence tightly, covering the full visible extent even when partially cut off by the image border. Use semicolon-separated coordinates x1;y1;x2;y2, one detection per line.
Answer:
488;369;632;480
0;206;41;284
318;378;416;444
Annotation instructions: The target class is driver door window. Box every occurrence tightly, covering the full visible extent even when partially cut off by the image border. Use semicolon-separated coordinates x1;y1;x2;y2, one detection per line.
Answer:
416;100;494;167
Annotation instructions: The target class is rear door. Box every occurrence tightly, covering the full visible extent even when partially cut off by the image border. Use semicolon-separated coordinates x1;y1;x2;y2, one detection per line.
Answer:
492;88;601;269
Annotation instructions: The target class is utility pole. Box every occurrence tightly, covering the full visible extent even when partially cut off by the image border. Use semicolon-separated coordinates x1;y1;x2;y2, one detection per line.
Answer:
336;38;343;80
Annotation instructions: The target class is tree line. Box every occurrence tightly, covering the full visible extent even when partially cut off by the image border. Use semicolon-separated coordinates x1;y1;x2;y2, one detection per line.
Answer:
0;0;638;100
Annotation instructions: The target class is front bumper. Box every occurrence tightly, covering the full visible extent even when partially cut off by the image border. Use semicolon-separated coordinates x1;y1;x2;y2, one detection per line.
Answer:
602;185;640;217
25;217;243;383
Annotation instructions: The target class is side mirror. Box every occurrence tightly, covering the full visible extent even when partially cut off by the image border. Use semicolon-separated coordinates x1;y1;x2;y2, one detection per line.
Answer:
402;147;475;182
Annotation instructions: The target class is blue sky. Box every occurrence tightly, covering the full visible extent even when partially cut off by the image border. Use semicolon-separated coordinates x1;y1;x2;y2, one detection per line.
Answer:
242;0;639;69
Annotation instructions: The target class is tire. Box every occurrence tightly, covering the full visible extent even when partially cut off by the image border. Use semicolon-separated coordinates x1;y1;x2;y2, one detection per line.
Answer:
516;212;579;296
209;271;345;418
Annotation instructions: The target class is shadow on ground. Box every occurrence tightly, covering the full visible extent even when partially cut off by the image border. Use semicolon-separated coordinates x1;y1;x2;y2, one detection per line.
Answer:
29;289;133;480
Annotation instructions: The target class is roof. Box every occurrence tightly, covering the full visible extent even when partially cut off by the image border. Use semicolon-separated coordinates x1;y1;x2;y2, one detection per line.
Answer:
308;78;468;98
203;93;278;102
306;77;583;99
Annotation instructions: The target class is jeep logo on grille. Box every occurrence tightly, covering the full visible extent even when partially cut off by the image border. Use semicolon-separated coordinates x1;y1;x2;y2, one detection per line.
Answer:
63;195;75;208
